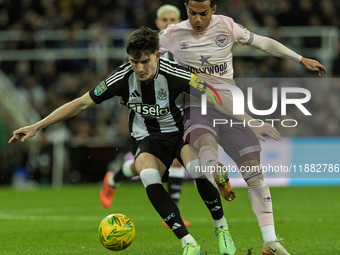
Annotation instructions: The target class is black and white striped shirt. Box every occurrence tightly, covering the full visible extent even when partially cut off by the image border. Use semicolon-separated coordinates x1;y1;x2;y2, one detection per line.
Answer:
89;58;204;140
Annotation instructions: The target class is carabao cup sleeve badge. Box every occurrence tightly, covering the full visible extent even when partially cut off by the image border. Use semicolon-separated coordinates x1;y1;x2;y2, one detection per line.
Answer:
94;81;108;96
189;73;206;91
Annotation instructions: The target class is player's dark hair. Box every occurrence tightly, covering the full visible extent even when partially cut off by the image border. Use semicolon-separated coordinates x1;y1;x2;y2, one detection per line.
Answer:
184;0;216;8
126;26;159;59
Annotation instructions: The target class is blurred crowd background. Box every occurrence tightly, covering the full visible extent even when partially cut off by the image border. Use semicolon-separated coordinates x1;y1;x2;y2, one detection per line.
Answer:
0;0;339;185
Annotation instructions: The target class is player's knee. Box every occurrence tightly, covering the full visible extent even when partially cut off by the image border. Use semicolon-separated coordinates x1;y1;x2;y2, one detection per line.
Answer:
185;159;203;179
194;133;217;149
245;170;267;189
139;168;162;187
198;145;216;158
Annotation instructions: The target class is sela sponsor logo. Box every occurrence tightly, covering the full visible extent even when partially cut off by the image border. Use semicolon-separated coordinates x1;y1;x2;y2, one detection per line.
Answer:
187;62;228;77
127;102;169;117
215;34;228;47
201;84;312;128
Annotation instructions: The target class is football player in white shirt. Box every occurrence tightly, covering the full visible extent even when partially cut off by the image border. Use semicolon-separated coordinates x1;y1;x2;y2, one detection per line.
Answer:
159;1;327;255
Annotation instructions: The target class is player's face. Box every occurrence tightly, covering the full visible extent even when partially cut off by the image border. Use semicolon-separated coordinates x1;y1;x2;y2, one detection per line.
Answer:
185;0;216;32
129;51;161;82
155;11;181;31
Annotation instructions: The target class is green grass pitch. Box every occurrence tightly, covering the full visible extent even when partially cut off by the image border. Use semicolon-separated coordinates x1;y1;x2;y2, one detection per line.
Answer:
1;182;339;254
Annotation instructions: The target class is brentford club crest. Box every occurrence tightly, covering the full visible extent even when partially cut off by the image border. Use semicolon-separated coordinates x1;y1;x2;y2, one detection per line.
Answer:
215;34;228;47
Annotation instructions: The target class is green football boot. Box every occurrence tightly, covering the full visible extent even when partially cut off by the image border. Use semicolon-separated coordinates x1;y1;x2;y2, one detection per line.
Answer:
182;242;201;255
215;226;236;255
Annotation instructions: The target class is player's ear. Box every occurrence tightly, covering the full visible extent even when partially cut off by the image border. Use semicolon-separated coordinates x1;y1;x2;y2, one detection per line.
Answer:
155;19;160;30
212;5;217;14
156;51;161;60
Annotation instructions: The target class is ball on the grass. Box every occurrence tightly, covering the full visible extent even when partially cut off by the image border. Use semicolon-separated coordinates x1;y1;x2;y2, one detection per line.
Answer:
98;213;135;251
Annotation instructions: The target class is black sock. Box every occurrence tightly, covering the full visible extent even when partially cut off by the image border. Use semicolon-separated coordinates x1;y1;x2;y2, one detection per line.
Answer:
195;177;224;220
167;177;184;204
146;183;189;239
113;168;129;183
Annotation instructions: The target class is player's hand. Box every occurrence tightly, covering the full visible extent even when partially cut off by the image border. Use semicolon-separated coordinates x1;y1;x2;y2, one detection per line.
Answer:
8;125;38;144
250;122;281;142
300;57;327;77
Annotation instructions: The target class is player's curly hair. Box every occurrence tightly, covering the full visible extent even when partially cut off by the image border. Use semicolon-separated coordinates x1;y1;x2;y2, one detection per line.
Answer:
126;26;159;59
184;0;216;8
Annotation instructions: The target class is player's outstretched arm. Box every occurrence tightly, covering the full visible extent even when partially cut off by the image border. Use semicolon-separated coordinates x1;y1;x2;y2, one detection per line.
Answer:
249;34;327;76
8;92;96;144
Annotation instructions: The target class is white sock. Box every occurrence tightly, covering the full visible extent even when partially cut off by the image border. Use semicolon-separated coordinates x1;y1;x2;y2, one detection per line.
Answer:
169;167;185;178
108;173;115;187
213;216;228;229
185;159;203;179
180;234;197;248
122;160;134;178
261;224;276;243
139;168;162;187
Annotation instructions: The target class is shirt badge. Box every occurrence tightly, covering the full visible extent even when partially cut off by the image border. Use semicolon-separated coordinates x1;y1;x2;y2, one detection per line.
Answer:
157;89;167;100
215;34;228;47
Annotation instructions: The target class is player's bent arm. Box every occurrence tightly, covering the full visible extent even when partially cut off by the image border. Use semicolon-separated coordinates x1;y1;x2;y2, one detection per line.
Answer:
8;92;96;143
249;34;327;76
214;103;281;142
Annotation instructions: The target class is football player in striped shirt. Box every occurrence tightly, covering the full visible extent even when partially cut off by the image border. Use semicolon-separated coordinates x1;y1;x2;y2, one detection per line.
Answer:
155;4;191;228
9;26;280;255
100;4;192;228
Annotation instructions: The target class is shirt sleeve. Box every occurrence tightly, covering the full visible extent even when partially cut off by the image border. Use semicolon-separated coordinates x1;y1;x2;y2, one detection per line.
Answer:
89;67;127;104
249;34;302;62
166;62;206;98
159;25;174;55
229;18;254;45
185;73;208;98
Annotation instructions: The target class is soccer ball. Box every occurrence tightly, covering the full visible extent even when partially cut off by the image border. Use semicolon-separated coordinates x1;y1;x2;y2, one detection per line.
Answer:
98;213;135;251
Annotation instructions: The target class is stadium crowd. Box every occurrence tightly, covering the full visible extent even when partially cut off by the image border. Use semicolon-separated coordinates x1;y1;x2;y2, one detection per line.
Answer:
1;0;339;184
